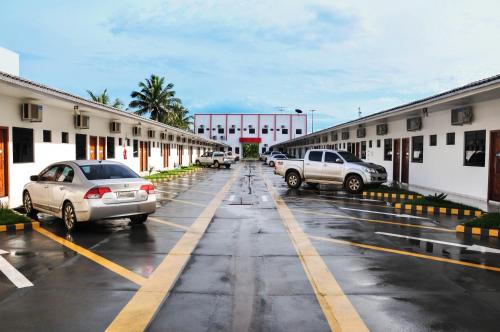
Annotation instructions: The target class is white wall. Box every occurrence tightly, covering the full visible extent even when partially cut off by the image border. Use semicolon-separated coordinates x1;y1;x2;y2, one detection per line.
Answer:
0;47;19;76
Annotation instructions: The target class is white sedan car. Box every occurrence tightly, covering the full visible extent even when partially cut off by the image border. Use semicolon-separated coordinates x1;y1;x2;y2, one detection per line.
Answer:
23;160;156;231
267;154;288;167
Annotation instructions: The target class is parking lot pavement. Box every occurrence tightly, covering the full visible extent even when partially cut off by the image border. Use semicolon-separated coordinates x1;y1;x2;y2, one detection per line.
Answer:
1;161;500;331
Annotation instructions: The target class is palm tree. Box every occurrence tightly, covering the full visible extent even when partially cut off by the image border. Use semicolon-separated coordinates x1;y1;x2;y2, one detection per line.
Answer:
128;74;180;122
166;102;193;130
87;89;123;109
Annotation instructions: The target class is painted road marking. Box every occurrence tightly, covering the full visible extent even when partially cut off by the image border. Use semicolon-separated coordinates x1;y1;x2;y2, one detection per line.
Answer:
337;206;430;220
311;235;500;273
292;208;453;232
261;195;268;202
0;249;33;288
376;231;500;254
34;226;147;286
262;173;368;332
155;189;178;195
148;217;190;231
160;197;206;207
106;167;241;332
158;184;213;195
229;194;235;202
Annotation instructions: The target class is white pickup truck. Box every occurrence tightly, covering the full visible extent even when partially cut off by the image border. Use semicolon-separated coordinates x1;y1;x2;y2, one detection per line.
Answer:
195;151;234;168
274;149;387;193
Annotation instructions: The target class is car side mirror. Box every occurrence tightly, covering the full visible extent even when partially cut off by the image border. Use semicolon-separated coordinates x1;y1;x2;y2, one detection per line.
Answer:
30;175;39;182
335;158;343;164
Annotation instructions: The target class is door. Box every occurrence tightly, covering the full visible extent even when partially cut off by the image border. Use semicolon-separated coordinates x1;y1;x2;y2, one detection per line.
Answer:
51;165;75;213
98;137;106;160
323;151;344;182
89;136;97;160
75;134;87;160
489;131;500;201
140;141;148;172
355;142;360;158
401;138;410;183
189;146;193;164
393;139;401;182
0;128;8;197
32;165;60;210
178;145;183;166
163;143;170;168
304;151;324;179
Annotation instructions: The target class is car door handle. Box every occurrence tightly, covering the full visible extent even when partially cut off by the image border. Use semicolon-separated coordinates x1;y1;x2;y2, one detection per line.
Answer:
44;185;49;189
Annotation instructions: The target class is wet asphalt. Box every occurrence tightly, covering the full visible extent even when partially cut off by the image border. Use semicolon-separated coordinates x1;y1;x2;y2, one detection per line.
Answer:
0;161;499;331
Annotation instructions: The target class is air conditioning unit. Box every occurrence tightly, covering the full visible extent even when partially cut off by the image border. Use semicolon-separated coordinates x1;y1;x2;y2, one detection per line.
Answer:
451;106;473;125
74;114;90;129
407;117;422;131
356;127;366;138
376;124;388;135
21;103;43;122
109;121;121;133
341;131;349;140
147;130;156;138
132;126;142;137
160;132;168;140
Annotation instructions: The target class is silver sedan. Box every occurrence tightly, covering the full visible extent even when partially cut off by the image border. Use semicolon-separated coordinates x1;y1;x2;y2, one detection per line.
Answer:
23;160;156;231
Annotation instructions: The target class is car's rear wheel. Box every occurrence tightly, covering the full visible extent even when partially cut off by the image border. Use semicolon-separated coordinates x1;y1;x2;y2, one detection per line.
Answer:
195;160;201;166
286;171;302;189
225;164;231;169
269;161;275;167
23;191;37;217
63;202;77;231
214;160;220;168
130;214;148;225
345;174;363;194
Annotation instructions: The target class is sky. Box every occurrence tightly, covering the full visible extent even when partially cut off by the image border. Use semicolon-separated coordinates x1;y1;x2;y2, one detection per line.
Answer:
1;0;500;132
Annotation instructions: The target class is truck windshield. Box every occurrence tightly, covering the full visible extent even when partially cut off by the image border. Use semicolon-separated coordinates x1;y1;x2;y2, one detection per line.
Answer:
337;151;362;162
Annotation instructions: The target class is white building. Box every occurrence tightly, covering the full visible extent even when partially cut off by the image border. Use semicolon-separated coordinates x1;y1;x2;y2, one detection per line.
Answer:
271;75;500;210
0;70;227;208
0;47;19;76
194;113;307;155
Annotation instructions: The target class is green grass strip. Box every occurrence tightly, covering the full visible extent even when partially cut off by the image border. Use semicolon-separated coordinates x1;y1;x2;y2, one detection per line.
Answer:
0;208;32;225
464;213;500;229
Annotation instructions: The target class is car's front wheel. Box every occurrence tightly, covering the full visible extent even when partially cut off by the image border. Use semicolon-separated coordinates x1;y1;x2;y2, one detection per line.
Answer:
62;202;77;231
130;214;148;225
23;191;37;217
195;160;201;166
345;174;363;194
286;171;302;189
214;160;220;168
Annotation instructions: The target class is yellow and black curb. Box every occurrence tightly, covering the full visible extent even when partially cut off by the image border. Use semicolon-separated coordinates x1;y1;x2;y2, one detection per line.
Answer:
363;191;423;200
456;225;499;238
0;221;40;233
394;203;482;217
147;168;203;184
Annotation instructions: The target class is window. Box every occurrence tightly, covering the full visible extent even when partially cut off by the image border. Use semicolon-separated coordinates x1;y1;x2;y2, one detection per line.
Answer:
377;139;381;148
127;139;131;146
282;128;288;134
464;130;486;167
261;147;266;153
235;147;240;154
308;151;323;162
107;137;115;159
412;136;424;163
262;128;268;134
446;132;455;145
229;128;235;134
119;138;123;146
296;129;302;135
324;152;342;163
43;130;52;143
133;140;139;157
148;142;151;157
39;166;59;181
361;141;366;159
218;128;224;134
384;139;392;161
369;140;372;148
57;166;74;183
198;128;204;134
13;127;34;163
249;128;255;134
75;134;86;160
80;164;139;180
430;134;437;146
61;132;69;144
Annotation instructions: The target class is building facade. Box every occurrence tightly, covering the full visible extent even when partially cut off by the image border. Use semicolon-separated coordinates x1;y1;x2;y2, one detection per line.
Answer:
194;113;307;155
0;71;226;208
271;75;500;210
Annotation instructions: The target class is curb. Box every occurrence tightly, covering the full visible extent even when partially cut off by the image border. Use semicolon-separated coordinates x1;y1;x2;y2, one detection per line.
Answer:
394;203;482;217
456;225;499;237
0;221;40;233
363;191;423;200
147;168;202;184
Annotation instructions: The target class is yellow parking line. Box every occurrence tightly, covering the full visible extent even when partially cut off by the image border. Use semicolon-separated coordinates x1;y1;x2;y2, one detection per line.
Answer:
34;225;147;286
310;235;500;273
292;208;454;232
148;217;190;231
106;167;241;332
262;173;368;332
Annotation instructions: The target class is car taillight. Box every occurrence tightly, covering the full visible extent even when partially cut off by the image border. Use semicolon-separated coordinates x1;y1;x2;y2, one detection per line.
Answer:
140;184;155;195
84;186;112;199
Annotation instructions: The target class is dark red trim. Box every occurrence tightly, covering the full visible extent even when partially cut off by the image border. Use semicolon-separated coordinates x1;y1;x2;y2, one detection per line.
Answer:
239;137;262;143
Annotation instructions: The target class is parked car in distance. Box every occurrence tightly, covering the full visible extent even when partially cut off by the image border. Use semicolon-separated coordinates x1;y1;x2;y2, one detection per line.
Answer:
195;151;234;168
267;154;288;167
274;149;387;193
225;151;240;162
261;151;282;162
23;160;156;231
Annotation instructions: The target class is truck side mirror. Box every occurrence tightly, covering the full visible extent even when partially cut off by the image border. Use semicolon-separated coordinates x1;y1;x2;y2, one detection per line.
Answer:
30;175;39;181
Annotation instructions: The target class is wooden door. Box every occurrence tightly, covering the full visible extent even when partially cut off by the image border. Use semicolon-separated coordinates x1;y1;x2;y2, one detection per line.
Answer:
163;144;170;168
355;142;360;158
89;136;97;160
489;131;500;201
98;137;106;160
140;141;148;172
393;139;401;182
178;145;183;166
189;146;193;164
401;138;410;183
0;128;8;197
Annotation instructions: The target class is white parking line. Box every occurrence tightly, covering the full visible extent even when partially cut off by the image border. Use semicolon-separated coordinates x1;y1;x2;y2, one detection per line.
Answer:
228;195;235;202
336;206;430;220
156;189;177;195
261;195;268;202
0;249;33;288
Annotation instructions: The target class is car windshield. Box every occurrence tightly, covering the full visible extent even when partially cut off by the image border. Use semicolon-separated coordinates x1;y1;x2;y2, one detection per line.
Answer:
337;151;362;162
79;164;139;180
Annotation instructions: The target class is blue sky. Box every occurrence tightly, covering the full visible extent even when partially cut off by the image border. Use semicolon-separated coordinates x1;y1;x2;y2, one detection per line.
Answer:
1;0;500;131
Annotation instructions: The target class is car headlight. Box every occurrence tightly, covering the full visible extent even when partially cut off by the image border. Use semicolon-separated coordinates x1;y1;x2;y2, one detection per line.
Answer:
364;167;376;173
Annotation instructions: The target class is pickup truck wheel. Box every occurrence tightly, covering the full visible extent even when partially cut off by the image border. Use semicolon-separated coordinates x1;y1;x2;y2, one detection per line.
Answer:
269;161;275;167
225;164;231;169
214;160;220;168
286;171;302;189
345;175;363;194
